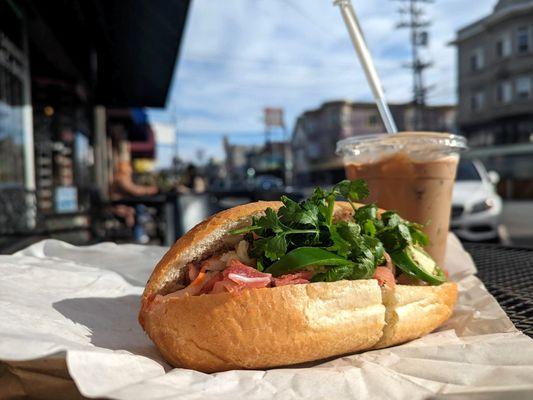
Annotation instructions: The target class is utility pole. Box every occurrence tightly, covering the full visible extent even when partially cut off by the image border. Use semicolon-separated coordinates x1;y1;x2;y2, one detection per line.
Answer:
393;0;433;130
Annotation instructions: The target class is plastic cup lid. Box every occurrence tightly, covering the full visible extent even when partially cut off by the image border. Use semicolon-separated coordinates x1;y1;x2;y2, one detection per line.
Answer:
336;131;468;157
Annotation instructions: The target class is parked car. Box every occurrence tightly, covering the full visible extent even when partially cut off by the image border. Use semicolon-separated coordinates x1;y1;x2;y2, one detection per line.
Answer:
254;175;284;191
450;159;502;242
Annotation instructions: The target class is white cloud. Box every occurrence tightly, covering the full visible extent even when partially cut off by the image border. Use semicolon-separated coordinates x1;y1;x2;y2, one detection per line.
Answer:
152;122;176;145
149;0;497;166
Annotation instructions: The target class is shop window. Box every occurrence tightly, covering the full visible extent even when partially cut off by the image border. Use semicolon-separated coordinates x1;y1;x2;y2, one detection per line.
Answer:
517;26;530;53
0;39;25;187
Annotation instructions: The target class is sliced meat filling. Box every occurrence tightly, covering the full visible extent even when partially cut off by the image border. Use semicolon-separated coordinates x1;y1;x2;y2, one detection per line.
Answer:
167;244;402;297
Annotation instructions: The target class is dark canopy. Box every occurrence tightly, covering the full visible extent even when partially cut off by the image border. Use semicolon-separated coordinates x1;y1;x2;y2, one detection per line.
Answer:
24;0;190;108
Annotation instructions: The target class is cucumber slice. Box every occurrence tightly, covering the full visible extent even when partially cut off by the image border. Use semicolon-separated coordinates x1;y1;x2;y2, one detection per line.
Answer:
390;245;447;285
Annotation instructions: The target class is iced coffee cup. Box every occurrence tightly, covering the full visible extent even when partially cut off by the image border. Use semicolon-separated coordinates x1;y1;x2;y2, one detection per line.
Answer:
336;132;467;267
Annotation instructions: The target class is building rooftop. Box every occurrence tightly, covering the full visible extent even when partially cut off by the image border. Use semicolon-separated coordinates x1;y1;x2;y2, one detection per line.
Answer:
300;100;455;118
495;0;532;12
454;0;533;43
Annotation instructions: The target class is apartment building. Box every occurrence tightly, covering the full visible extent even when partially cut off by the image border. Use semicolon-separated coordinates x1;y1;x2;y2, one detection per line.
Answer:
454;0;533;147
291;101;456;185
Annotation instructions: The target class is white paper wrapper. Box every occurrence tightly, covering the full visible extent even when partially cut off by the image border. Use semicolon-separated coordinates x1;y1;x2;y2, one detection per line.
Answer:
1;235;533;399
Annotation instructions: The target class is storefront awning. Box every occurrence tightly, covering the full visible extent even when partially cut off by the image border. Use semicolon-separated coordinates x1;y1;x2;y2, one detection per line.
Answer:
26;0;190;108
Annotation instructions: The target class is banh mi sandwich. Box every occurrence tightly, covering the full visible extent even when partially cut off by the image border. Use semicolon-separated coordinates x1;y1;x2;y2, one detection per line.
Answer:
139;180;457;373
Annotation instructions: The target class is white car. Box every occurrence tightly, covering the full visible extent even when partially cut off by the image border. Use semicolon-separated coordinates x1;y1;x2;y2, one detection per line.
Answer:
450;159;502;242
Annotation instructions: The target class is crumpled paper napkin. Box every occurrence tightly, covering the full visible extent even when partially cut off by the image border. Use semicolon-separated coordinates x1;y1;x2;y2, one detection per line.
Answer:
1;236;532;399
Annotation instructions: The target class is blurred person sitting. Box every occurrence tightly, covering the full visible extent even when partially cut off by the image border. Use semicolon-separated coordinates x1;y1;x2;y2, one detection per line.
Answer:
110;161;158;202
109;141;158;243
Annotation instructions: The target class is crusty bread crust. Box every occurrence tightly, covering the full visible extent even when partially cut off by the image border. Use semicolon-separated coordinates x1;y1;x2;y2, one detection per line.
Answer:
140;201;282;324
140;201;355;324
145;279;385;373
373;282;457;349
139;201;457;372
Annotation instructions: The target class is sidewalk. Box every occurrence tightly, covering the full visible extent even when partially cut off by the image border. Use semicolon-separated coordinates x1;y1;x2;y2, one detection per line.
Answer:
500;201;533;248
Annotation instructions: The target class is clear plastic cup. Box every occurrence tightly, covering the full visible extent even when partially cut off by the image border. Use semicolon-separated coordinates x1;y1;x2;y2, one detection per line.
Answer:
336;131;468;267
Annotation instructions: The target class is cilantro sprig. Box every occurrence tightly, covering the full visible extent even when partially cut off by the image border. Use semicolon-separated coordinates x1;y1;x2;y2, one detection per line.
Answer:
230;179;430;281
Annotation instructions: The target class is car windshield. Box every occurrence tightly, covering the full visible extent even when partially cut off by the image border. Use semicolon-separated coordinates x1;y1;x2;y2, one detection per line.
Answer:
456;160;481;181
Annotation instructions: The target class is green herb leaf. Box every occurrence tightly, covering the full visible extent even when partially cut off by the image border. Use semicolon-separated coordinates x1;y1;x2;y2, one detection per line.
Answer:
265;247;354;276
279;196;320;228
363;236;385;266
408;223;429;246
278;196;300;221
229;225;261;235
231;179;442;285
381;210;402;227
260;208;285;233
351;250;376;279
327;221;360;257
353;203;378;224
300;202;320;226
363;220;377;237
310;186;328;203
263;235;288;261
378;223;412;252
312;264;354;282
333;179;369;201
327;224;353;257
336;220;361;239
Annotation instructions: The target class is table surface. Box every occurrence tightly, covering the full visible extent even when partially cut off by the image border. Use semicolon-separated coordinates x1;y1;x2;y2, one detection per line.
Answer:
463;242;533;337
1;241;532;400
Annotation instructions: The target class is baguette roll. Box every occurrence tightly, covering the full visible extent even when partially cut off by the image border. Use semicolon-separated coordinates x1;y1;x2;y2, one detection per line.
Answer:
139;202;457;372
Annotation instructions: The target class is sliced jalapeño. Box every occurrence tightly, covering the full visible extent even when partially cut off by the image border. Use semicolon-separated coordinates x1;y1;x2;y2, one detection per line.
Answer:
390;245;447;285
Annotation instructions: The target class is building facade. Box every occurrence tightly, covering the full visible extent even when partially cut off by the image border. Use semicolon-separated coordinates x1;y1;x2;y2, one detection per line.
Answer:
223;137;260;184
0;0;189;244
454;0;533;198
454;0;533;146
223;136;291;186
291;101;456;185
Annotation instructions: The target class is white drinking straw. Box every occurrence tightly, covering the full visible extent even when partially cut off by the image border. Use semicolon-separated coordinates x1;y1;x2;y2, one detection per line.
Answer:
334;0;398;134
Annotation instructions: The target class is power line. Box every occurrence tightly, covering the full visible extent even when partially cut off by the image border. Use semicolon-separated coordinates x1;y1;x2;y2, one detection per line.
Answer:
392;0;434;129
182;55;349;70
181;53;410;74
279;0;333;37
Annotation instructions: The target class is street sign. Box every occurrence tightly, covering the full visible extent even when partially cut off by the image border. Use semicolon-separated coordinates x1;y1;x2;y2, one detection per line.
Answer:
55;186;78;213
264;108;285;128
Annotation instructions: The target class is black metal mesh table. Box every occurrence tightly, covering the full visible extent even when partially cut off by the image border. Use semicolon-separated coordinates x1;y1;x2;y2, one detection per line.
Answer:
463;243;533;337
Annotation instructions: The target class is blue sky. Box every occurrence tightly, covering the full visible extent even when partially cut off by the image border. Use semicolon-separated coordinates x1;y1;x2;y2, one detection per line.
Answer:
148;0;496;168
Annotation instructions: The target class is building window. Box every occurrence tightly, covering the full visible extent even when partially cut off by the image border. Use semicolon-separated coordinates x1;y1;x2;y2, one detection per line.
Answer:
0;38;27;187
496;33;512;58
470;47;484;71
470;91;485;111
368;115;378;127
305;120;315;133
328;110;339;126
517;26;530;53
516;76;532;99
496;81;513;104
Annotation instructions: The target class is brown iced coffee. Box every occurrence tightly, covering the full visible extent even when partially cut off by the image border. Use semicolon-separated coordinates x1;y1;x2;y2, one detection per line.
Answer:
337;132;467;267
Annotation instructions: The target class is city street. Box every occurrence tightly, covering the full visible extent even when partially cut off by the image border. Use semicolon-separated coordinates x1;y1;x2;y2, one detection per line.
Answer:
500;201;533;248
